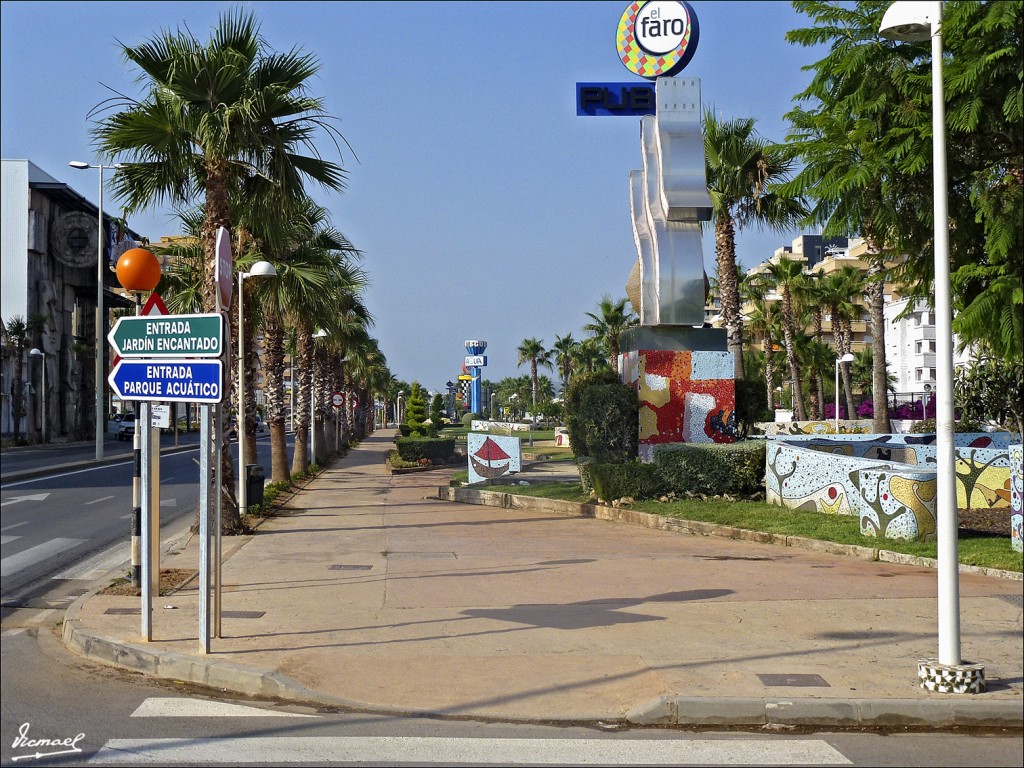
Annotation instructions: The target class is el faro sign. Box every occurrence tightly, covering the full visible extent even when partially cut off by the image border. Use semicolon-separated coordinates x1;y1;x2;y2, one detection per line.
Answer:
616;0;700;79
577;1;699;116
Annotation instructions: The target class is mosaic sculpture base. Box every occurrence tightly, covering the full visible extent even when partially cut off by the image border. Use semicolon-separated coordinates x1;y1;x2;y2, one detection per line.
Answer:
619;327;735;463
918;658;986;694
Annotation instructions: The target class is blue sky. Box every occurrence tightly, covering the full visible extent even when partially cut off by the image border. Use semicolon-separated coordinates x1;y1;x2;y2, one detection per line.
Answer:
1;1;823;392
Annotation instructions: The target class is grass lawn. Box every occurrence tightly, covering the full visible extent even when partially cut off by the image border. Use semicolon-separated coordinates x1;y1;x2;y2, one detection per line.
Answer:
493;482;1023;574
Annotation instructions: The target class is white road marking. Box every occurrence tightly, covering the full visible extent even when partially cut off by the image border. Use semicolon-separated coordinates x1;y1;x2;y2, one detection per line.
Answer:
0;493;51;507
85;495;116;506
160;499;177;507
87;737;852;765
1;535;22;546
131;698;316;718
0;538;86;579
51;542;129;581
1;521;28;533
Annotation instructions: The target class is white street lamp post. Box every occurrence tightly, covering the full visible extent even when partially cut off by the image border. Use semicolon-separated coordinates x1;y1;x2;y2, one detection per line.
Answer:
69;161;121;461
881;1;978;688
29;348;46;442
237;261;277;515
834;353;856;432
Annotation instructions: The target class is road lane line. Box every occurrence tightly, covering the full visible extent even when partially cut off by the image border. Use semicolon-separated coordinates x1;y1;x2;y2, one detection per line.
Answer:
1;538;87;579
85;495;116;506
87;736;852;765
2;535;23;546
131;698;316;718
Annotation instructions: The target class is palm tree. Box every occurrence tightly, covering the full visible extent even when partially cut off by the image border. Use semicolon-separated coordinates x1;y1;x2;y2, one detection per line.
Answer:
704;111;807;380
551;334;577;394
764;257;808;421
516;338;552;418
572;336;608;374
3;316;28;443
817;266;864;421
92;9;349;528
583;295;636;371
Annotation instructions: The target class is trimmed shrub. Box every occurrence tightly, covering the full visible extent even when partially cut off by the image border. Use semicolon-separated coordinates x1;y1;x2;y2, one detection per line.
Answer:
564;370;638;464
395;436;457;464
461;412;479;428
734;378;770;437
590;461;665;502
577;457;596;495
653;441;766;496
405;382;429;436
397;424;412;437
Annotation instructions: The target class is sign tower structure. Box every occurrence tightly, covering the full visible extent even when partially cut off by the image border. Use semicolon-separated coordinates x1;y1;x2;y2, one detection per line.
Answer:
576;1;736;460
464;340;487;415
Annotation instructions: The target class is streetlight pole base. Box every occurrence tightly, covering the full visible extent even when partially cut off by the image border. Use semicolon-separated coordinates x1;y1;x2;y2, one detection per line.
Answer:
918;658;986;694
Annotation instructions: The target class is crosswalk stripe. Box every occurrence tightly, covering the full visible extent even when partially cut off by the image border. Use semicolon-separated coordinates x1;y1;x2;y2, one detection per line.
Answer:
87;736;852;765
0;537;86;579
50;543;128;582
1;535;22;546
131;698;315;718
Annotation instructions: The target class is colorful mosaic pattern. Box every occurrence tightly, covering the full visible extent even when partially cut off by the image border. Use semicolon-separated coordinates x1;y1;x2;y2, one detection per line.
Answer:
622;349;735;461
766;434;1018;542
616;1;696;79
466;433;521;485
758;420;873;436
1010;443;1023;553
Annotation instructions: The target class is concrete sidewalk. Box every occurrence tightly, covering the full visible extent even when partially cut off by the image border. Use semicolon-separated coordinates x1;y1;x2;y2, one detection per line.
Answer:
62;430;1023;728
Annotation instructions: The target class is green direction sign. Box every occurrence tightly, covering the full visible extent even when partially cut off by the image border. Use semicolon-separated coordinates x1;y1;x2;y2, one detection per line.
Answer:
108;313;223;358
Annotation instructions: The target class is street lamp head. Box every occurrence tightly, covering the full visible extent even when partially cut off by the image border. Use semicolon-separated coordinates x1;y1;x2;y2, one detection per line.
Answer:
68;161;90;170
839;353;856;363
245;260;277;279
313;328;328;339
879;1;936;41
29;348;44;357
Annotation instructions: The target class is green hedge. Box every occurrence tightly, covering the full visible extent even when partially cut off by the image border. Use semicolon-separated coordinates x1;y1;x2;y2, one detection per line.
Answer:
653;441;766;496
395;436;457;464
590;461;665;502
564;370;637;464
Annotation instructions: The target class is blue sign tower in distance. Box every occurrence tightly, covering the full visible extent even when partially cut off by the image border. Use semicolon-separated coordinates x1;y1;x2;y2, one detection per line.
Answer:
464;340;487;414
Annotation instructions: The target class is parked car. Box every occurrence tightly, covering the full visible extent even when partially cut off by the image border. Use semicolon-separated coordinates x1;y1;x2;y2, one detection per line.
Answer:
115;413;138;442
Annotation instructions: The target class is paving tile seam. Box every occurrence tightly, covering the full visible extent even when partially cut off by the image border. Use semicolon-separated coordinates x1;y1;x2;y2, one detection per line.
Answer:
441;487;1023;582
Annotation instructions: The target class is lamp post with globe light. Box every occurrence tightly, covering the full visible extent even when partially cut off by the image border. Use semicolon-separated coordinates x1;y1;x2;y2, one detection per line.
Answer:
879;0;982;691
237;261;277;515
69;160;122;460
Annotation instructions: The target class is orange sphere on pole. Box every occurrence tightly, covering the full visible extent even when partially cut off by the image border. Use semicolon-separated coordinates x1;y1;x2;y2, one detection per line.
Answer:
115;247;161;292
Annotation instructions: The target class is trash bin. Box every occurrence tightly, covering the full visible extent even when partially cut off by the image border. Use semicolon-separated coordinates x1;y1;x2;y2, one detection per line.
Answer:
245;464;265;508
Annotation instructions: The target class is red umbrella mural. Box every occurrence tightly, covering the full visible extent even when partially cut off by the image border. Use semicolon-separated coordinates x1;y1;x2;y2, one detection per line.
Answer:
470;436;513;479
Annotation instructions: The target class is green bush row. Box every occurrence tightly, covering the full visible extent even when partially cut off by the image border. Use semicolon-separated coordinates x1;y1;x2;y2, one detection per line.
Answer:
584;441;767;502
395;436;457;464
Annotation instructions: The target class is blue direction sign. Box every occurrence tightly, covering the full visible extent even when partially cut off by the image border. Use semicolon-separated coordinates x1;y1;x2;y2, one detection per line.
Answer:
109;359;224;403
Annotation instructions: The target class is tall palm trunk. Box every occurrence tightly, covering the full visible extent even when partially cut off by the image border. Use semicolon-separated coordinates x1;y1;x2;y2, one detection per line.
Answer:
781;289;807;421
863;224;890;432
203;160;240;531
263;313;291;484
291;324;312;474
812;308;825;419
764;343;776;410
715;212;745;380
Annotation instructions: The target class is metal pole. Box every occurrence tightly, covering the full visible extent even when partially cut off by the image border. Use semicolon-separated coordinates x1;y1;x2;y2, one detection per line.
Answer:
929;1;960;666
95;166;105;461
130;294;142;589
40;355;46;443
198;404;211;654
834;360;840;432
310;366;316;465
214;404;223;639
238;272;247;517
140;400;152;640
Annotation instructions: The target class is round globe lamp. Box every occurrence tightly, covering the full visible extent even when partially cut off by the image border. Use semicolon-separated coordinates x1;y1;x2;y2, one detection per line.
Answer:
115;247;161;293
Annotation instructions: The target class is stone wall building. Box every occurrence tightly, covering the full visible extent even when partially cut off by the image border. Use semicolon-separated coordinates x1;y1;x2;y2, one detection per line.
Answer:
1;159;136;440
